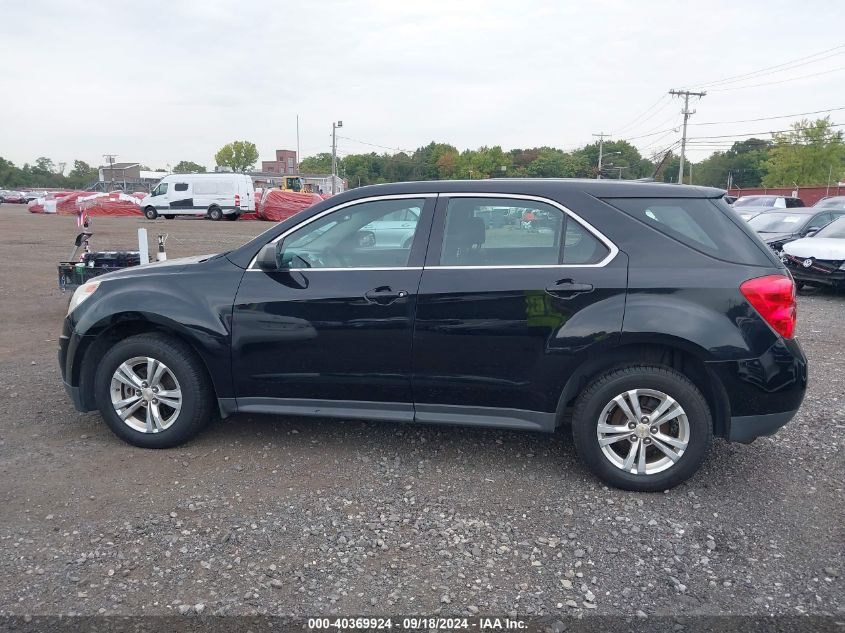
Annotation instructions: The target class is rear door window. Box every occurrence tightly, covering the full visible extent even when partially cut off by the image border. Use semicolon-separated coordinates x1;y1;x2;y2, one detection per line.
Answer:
438;198;610;266
604;197;774;266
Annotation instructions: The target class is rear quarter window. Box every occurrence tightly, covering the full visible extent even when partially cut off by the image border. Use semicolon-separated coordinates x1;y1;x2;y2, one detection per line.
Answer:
603;197;776;266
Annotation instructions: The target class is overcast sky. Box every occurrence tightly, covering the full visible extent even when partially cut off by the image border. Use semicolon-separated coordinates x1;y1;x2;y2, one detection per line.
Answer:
1;0;843;171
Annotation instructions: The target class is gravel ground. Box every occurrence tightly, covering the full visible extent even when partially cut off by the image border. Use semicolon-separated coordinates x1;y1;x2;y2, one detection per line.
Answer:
0;205;842;618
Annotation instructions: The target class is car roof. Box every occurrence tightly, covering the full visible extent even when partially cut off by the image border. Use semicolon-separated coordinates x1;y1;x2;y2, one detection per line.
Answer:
333;179;725;202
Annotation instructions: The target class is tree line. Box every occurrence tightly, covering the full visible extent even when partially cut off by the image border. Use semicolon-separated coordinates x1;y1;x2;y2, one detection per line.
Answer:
3;118;842;190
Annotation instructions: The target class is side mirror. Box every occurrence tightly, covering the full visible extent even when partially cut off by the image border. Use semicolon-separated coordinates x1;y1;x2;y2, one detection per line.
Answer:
804;229;819;238
256;242;279;271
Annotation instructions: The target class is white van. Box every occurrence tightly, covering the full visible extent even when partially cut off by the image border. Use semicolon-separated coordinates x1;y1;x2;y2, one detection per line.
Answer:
142;173;255;221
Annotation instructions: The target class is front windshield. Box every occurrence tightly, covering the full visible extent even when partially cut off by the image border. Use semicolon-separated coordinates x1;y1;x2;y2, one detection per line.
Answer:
814;197;845;210
815;216;845;238
734;196;777;208
747;212;810;233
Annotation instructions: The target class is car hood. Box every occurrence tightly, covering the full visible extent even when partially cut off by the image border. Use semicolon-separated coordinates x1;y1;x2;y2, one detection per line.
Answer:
759;231;798;243
96;253;221;281
782;238;845;260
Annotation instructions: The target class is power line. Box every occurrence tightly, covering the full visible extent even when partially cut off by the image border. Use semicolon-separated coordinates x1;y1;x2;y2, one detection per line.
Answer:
622;110;683;141
689;121;844;140
612;95;672;135
691;106;845;126
337;135;412;154
699;48;845;89
708;64;845;92
688;43;845;89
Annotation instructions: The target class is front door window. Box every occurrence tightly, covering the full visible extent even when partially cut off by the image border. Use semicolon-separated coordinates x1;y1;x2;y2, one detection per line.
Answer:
278;198;425;269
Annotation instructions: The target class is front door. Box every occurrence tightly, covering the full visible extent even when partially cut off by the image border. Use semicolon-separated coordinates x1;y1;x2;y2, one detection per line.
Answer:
412;194;627;431
231;195;435;420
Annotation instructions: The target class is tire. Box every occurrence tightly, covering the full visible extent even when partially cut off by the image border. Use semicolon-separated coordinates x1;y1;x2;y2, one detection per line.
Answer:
225;213;239;221
163;214;175;220
208;206;223;221
93;333;215;449
571;365;713;492
144;207;158;220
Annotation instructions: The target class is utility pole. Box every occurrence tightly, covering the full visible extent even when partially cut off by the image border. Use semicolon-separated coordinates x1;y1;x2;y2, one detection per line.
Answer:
103;154;117;191
593;132;610;179
331;120;343;195
669;89;706;184
296;114;301;174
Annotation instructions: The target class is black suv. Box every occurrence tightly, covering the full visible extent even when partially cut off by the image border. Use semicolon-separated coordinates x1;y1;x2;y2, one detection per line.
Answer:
60;180;807;491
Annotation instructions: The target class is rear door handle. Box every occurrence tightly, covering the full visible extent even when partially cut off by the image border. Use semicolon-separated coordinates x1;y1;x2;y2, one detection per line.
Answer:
365;286;408;305
545;279;594;297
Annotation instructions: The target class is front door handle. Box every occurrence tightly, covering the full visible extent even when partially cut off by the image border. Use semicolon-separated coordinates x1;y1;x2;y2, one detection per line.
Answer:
365;286;408;305
545;279;594;298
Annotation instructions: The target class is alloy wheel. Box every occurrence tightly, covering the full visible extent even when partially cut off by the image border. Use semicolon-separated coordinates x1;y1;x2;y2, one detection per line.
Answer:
596;388;690;475
109;356;183;433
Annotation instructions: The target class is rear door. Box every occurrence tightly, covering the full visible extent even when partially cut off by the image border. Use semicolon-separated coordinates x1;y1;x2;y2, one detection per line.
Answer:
231;195;435;417
411;194;627;430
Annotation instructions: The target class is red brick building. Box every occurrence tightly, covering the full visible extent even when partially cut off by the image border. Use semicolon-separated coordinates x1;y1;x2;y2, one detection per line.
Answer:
261;149;298;175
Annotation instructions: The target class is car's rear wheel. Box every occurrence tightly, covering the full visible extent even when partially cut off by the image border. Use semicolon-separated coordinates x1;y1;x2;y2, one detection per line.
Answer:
94;334;214;448
572;365;712;492
144;207;158;220
207;206;223;221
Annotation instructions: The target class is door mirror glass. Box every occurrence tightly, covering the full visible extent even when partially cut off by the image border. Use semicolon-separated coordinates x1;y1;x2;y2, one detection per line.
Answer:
804;229;819;237
256;242;279;271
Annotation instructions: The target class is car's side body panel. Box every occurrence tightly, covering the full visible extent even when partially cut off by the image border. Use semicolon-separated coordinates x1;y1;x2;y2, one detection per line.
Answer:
59;179;807;447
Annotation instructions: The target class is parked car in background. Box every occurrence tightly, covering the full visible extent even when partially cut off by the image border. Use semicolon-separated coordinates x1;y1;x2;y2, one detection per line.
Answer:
782;216;845;289
812;195;845;211
358;206;421;248
24;191;46;202
747;207;845;252
0;190;26;204
733;195;805;221
59;179;807;492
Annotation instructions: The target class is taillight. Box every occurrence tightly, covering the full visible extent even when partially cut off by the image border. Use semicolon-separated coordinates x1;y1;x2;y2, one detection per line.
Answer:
740;274;796;338
235;194;241;207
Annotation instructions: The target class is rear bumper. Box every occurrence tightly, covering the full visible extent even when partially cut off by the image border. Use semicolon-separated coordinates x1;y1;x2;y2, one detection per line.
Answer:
728;409;797;443
707;337;807;442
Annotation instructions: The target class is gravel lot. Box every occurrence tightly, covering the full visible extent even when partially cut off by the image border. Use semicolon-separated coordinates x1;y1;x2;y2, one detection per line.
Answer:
0;205;842;619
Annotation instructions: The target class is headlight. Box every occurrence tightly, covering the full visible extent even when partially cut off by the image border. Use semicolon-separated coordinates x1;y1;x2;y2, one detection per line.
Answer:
67;280;101;315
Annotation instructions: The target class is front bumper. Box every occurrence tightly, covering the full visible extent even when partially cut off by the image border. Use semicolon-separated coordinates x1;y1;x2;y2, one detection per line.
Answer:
783;255;845;287
59;317;96;412
63;379;87;412
787;266;845;287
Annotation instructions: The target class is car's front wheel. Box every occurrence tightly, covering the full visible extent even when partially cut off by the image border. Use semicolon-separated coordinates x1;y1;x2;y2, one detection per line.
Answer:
94;334;214;448
572;365;712;492
144;207;158;220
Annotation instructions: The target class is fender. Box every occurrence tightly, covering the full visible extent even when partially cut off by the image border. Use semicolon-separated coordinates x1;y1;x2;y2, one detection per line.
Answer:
66;256;245;401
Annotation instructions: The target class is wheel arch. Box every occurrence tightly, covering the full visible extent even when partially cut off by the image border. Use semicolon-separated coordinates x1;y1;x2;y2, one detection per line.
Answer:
76;318;222;415
555;342;731;438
